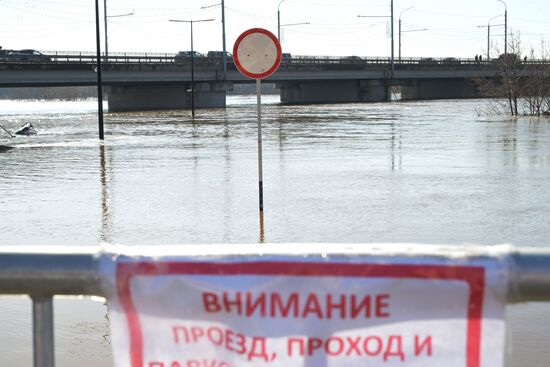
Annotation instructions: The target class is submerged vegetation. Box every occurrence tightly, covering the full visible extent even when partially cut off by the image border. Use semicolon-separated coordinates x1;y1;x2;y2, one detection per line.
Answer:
477;36;550;116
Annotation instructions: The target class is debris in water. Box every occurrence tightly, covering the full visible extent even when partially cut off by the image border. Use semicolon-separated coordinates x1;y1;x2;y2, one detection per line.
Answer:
14;122;37;136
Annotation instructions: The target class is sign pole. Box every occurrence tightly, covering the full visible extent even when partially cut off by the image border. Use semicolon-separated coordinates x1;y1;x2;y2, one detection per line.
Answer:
256;78;264;212
233;28;281;216
95;0;104;140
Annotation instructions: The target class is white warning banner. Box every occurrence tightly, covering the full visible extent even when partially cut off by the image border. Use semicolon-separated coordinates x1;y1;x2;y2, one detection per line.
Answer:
106;246;507;367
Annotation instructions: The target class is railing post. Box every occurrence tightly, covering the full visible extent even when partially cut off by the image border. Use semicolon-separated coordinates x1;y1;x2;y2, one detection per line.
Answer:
32;295;55;367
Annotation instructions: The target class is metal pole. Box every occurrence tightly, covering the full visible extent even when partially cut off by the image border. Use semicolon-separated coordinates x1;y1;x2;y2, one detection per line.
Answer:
487;23;491;61
169;18;213;117
190;21;195;118
32;296;54;367
221;0;227;76
277;0;287;43
497;0;507;55
398;17;401;61
277;10;281;41
256;79;264;212
398;6;414;63
95;0;105;140
104;0;108;60
390;0;394;76
504;8;507;55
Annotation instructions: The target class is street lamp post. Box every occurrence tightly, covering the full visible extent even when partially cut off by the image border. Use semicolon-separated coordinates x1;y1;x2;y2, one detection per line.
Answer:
277;0;288;42
477;15;503;60
497;0;507;54
103;0;134;61
201;2;228;77
169;18;214;118
104;0;108;59
398;6;414;61
390;0;394;75
279;21;310;44
357;2;394;75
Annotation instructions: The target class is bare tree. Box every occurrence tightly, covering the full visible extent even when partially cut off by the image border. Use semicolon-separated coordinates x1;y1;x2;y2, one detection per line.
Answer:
476;33;550;116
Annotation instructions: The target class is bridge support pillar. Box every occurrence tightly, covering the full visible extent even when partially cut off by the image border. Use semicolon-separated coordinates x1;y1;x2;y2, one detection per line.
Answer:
106;83;231;112
277;80;390;105
400;79;479;100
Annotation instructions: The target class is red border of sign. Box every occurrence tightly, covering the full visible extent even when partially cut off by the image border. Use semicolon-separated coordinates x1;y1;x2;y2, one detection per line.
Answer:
116;261;485;367
232;28;282;80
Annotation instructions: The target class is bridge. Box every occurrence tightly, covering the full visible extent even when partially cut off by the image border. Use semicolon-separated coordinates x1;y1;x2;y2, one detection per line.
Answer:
0;51;540;111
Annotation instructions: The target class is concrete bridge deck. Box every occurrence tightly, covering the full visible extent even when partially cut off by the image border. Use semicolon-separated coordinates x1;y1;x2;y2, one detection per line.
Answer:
1;52;546;111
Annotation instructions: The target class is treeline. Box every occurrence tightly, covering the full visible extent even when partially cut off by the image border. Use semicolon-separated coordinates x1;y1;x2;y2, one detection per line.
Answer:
0;86;97;100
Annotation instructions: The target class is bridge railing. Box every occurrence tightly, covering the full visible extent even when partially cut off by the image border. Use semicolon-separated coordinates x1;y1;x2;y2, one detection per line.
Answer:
1;51;549;69
1;245;550;367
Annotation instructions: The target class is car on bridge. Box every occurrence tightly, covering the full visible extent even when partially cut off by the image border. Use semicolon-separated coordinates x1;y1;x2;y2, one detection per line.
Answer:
281;53;292;64
174;51;205;63
207;51;232;59
339;55;363;64
418;57;438;65
0;48;10;59
441;57;461;65
6;49;51;62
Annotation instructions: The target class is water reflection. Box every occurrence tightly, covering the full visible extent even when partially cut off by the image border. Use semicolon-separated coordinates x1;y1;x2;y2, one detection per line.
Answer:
390;121;402;172
259;211;265;243
223;118;232;242
99;143;112;243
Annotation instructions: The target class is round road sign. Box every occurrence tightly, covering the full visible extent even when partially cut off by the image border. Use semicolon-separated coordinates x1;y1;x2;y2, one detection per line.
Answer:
233;28;282;80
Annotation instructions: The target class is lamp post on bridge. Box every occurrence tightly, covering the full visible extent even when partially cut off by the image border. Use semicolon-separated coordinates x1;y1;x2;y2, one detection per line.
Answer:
103;0;134;61
169;18;214;118
201;1;227;76
477;15;503;60
279;21;310;44
398;6;427;61
358;0;395;76
399;6;414;62
277;0;289;42
496;0;508;55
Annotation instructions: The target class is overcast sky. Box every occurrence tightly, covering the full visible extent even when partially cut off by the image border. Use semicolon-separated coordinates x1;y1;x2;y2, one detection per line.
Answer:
0;0;549;58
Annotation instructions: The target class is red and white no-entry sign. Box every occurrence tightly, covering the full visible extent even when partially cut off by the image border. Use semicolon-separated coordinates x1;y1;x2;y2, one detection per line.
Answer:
233;28;282;214
233;28;282;79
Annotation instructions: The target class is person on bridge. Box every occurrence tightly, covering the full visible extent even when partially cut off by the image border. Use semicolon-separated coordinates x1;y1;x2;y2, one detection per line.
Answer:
475;55;479;62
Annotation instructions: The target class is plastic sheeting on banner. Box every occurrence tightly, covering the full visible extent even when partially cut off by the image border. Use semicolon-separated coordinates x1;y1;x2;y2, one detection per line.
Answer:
102;244;508;367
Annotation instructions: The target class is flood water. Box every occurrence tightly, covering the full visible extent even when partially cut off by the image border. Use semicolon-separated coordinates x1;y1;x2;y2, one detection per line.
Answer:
0;96;549;366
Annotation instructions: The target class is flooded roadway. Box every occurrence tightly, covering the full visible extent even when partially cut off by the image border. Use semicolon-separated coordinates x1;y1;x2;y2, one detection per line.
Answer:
0;96;549;366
